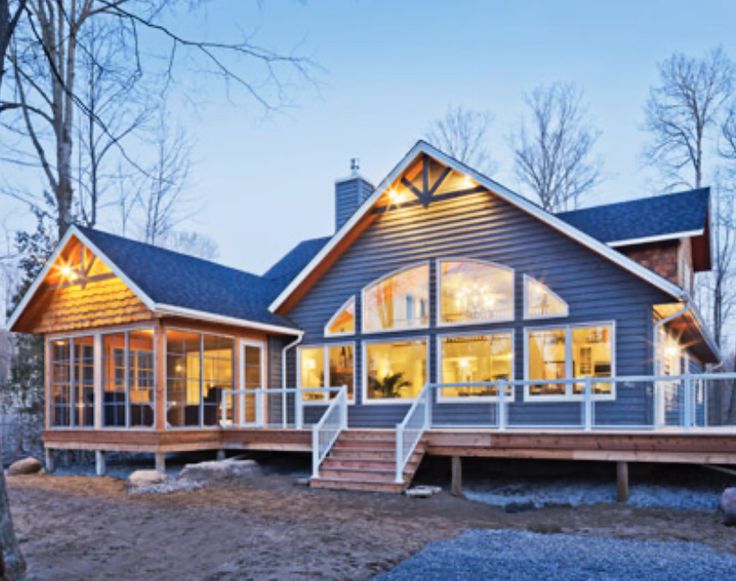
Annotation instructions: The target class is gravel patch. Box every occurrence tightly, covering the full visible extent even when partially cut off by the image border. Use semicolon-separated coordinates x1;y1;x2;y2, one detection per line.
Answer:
464;479;721;511
375;529;736;580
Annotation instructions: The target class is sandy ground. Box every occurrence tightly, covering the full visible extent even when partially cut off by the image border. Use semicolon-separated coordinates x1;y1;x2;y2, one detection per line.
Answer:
7;468;736;581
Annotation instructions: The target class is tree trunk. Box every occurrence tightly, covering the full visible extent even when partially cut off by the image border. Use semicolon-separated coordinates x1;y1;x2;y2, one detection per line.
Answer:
0;459;25;580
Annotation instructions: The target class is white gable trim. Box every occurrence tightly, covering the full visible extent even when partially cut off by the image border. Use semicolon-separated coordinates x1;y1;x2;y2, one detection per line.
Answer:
269;141;686;312
7;226;157;331
607;229;705;248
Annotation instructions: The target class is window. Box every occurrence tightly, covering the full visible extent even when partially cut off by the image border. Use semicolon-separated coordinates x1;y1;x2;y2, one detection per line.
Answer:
363;264;429;332
365;339;427;402
103;330;155;428
166;330;234;427
524;275;568;319
439;260;513;325
526;324;614;399
298;344;355;403
325;296;355;336
49;336;95;428
439;333;513;399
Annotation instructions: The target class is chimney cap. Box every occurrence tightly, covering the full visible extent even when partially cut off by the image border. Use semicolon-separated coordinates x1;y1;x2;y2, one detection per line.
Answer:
350;158;360;176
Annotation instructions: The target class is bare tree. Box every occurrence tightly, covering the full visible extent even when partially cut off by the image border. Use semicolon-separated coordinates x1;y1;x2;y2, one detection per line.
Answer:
512;82;601;212
644;47;734;189
425;105;495;172
0;0;26;95
163;230;218;260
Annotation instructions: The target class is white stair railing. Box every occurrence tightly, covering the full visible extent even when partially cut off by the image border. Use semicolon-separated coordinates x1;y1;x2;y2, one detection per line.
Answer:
395;383;432;484
311;386;348;479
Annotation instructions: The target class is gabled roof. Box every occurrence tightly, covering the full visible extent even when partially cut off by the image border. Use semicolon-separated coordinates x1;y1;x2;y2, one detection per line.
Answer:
557;188;710;246
264;237;331;285
268;140;687;313
8;226;301;334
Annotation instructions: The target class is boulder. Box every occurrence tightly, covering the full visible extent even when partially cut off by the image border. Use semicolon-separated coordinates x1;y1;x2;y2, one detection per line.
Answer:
405;485;442;498
179;459;259;482
8;456;42;476
128;469;166;488
720;487;736;526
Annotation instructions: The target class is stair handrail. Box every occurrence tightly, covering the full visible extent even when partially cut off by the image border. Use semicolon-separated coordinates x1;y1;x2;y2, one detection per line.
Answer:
311;386;348;479
395;383;432;484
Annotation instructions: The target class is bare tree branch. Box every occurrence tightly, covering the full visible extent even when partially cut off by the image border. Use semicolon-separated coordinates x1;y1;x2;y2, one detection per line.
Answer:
425;105;495;173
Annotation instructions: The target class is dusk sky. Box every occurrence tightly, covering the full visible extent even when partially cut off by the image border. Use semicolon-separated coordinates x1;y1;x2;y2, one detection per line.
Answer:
5;0;736;274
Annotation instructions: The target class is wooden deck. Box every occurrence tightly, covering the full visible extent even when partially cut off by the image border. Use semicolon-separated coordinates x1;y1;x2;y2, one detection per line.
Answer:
43;427;736;465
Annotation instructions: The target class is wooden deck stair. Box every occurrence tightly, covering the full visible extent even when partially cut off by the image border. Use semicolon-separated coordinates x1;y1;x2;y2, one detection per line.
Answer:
309;429;425;493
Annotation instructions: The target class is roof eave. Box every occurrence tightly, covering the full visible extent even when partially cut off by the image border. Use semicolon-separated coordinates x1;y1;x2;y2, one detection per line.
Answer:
154;303;301;335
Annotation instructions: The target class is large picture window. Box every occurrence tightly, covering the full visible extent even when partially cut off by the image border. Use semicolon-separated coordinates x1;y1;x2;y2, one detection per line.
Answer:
103;329;155;427
365;338;427;402
526;323;614;399
298;344;355;402
439;333;513;400
363;264;429;332
49;336;94;428
166;330;234;427
439;260;514;325
524;275;568;319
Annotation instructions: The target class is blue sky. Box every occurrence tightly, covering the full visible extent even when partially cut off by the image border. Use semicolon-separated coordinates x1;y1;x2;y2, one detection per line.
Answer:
7;0;736;275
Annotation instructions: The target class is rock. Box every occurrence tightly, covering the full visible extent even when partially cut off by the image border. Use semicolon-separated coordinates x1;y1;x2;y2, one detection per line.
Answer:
128;469;166;488
405;485;442;498
179;459;259;482
294;477;310;487
720;487;736;526
503;500;536;513
8;456;42;476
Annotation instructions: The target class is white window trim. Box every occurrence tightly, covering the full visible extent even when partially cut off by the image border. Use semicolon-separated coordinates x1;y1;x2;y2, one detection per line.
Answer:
361;262;431;335
164;326;236;430
47;324;157;431
435;258;515;328
324;295;356;337
436;329;516;403
523;320;617;402
362;335;430;405
297;343;356;405
522;274;570;321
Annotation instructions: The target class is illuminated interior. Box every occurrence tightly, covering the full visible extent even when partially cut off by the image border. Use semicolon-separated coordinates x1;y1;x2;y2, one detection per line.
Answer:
440;334;512;398
298;344;354;402
363;264;429;332
439;260;513;324
524;275;568;318
365;339;426;401
166;330;234;427
50;336;94;427
325;296;355;336
528;325;612;397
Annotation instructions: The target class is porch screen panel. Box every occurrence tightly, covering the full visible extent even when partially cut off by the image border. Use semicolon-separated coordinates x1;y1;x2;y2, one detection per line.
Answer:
50;339;72;426
166;330;201;427
103;333;127;427
72;336;95;427
129;330;154;427
202;334;234;426
243;345;263;423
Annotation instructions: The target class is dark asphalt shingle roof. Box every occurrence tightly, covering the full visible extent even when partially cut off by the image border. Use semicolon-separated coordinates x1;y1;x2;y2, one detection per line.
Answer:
556;188;709;244
263;237;330;295
77;227;298;329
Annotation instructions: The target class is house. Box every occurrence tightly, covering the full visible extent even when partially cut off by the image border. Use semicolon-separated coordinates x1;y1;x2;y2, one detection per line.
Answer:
7;141;734;495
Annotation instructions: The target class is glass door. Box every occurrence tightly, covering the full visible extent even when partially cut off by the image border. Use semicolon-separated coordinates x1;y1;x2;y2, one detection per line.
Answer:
240;340;265;426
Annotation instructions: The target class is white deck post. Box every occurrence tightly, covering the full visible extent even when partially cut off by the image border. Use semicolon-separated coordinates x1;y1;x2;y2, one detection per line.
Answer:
311;426;320;479
425;384;432;429
683;374;693;432
295;387;304;430
341;386;348;429
395;424;403;484
497;381;507;431
583;378;593;432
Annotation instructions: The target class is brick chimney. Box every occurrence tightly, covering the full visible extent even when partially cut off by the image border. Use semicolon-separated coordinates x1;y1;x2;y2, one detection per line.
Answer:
335;158;374;231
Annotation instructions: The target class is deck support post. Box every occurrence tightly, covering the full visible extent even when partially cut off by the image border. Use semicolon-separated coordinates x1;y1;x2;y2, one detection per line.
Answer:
451;456;463;497
44;448;55;473
216;449;226;461
616;461;629;502
95;451;106;476
155;452;166;474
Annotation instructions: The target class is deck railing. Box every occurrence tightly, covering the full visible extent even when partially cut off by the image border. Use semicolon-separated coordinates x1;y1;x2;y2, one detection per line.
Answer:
311;386;348;478
395;383;432;483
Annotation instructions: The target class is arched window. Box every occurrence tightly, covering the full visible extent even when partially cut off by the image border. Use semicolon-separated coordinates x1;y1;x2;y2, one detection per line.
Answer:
438;259;514;325
324;296;355;336
362;264;429;332
524;275;569;319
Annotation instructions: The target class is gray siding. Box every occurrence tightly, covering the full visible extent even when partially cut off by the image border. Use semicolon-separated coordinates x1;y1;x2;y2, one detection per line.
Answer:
283;190;674;428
